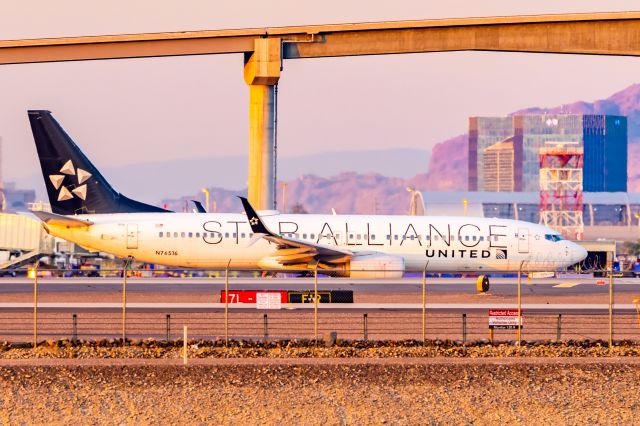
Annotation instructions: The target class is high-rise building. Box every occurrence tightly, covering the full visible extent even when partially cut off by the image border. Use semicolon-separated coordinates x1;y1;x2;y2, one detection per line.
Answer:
482;138;514;192
2;183;35;212
468;117;512;192
469;114;627;192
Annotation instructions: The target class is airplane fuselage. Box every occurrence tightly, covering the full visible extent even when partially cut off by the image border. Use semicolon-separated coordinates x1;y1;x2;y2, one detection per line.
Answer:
42;212;586;273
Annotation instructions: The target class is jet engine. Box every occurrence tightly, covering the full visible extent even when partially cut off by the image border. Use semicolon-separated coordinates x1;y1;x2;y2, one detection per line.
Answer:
336;253;405;278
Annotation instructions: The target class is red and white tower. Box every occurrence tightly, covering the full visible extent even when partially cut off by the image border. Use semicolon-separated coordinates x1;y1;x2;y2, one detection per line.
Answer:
539;142;584;240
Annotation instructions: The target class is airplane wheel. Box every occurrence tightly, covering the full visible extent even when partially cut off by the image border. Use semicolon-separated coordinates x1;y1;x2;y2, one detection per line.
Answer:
476;275;489;293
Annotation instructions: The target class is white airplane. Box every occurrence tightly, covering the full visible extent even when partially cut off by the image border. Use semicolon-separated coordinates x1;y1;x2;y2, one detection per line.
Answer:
26;110;587;289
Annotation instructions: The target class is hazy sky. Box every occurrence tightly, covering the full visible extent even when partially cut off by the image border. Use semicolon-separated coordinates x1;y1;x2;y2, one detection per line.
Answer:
2;0;640;190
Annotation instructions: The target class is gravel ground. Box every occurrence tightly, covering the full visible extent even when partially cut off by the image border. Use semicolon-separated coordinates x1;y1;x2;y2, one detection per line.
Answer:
3;339;640;359
0;358;638;424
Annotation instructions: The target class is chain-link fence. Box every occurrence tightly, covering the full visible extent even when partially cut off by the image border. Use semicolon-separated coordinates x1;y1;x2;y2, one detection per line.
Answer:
1;266;638;345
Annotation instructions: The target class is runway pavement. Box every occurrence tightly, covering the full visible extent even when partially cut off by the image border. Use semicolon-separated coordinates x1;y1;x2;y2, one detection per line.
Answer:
1;275;639;298
0;302;637;314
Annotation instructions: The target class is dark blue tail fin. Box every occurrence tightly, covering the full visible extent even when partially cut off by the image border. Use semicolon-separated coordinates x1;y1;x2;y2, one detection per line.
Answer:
28;110;170;215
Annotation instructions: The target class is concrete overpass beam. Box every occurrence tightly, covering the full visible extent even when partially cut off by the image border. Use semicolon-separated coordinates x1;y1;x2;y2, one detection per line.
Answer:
244;38;280;210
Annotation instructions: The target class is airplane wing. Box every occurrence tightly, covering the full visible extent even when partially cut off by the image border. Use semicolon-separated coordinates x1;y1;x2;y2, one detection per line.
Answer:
239;197;353;267
30;210;93;227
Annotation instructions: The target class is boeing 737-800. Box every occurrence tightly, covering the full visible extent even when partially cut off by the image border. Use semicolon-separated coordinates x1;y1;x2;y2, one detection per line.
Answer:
25;110;587;287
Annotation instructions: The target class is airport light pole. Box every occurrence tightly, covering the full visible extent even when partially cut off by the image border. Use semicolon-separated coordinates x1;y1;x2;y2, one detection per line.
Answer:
281;182;286;214
609;253;614;348
314;262;319;343
517;261;524;347
122;258;131;343
32;261;39;348
421;262;429;344
201;188;210;213
224;259;231;346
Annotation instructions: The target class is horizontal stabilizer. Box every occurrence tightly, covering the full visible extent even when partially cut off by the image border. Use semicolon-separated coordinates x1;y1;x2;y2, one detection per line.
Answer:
30;210;93;227
190;200;206;213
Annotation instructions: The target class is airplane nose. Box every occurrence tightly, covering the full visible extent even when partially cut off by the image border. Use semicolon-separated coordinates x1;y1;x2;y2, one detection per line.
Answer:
570;243;588;264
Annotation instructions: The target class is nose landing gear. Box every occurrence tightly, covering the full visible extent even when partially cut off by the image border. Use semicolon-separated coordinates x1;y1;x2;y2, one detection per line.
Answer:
476;275;490;293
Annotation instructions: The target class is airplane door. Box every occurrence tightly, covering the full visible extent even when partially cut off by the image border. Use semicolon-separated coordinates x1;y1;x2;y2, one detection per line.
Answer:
126;224;138;249
517;227;529;253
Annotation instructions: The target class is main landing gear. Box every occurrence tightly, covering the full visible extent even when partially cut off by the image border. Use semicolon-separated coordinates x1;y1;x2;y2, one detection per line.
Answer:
476;275;490;293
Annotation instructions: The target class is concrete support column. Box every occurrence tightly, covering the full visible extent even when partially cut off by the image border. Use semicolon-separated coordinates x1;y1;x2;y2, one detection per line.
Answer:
244;38;280;210
247;85;275;210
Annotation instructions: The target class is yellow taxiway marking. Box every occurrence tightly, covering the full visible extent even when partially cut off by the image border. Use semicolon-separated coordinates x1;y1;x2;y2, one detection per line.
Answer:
553;282;581;288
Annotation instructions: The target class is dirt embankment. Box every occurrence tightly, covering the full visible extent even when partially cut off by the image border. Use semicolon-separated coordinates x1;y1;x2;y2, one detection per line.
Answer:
2;339;640;359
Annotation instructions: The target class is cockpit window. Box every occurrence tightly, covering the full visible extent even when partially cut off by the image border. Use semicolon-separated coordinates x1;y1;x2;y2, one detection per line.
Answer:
545;234;563;242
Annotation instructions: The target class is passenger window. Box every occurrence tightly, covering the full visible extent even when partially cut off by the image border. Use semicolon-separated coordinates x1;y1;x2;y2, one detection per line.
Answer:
310;234;315;239
195;233;200;238
386;235;391;240
159;232;163;237
303;233;307;239
425;235;430;241
250;233;253;238
394;235;398;240
180;232;185;238
434;235;439;241
233;233;237;238
225;233;229;238
493;235;499;241
174;232;178;238
371;235;376;240
479;236;484;241
350;234;354;239
188;232;193;238
472;236;477;241
410;235;414;240
357;234;361;240
465;236;469;241
241;233;245;238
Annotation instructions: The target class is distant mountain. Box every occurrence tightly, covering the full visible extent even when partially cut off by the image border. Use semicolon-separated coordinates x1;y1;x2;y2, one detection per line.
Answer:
19;84;640;214
16;148;430;204
514;83;640;141
163;172;430;215
426;83;640;192
423;134;467;191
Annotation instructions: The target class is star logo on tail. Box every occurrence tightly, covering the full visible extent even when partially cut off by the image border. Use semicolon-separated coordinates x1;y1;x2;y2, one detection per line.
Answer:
249;217;259;226
48;159;92;202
